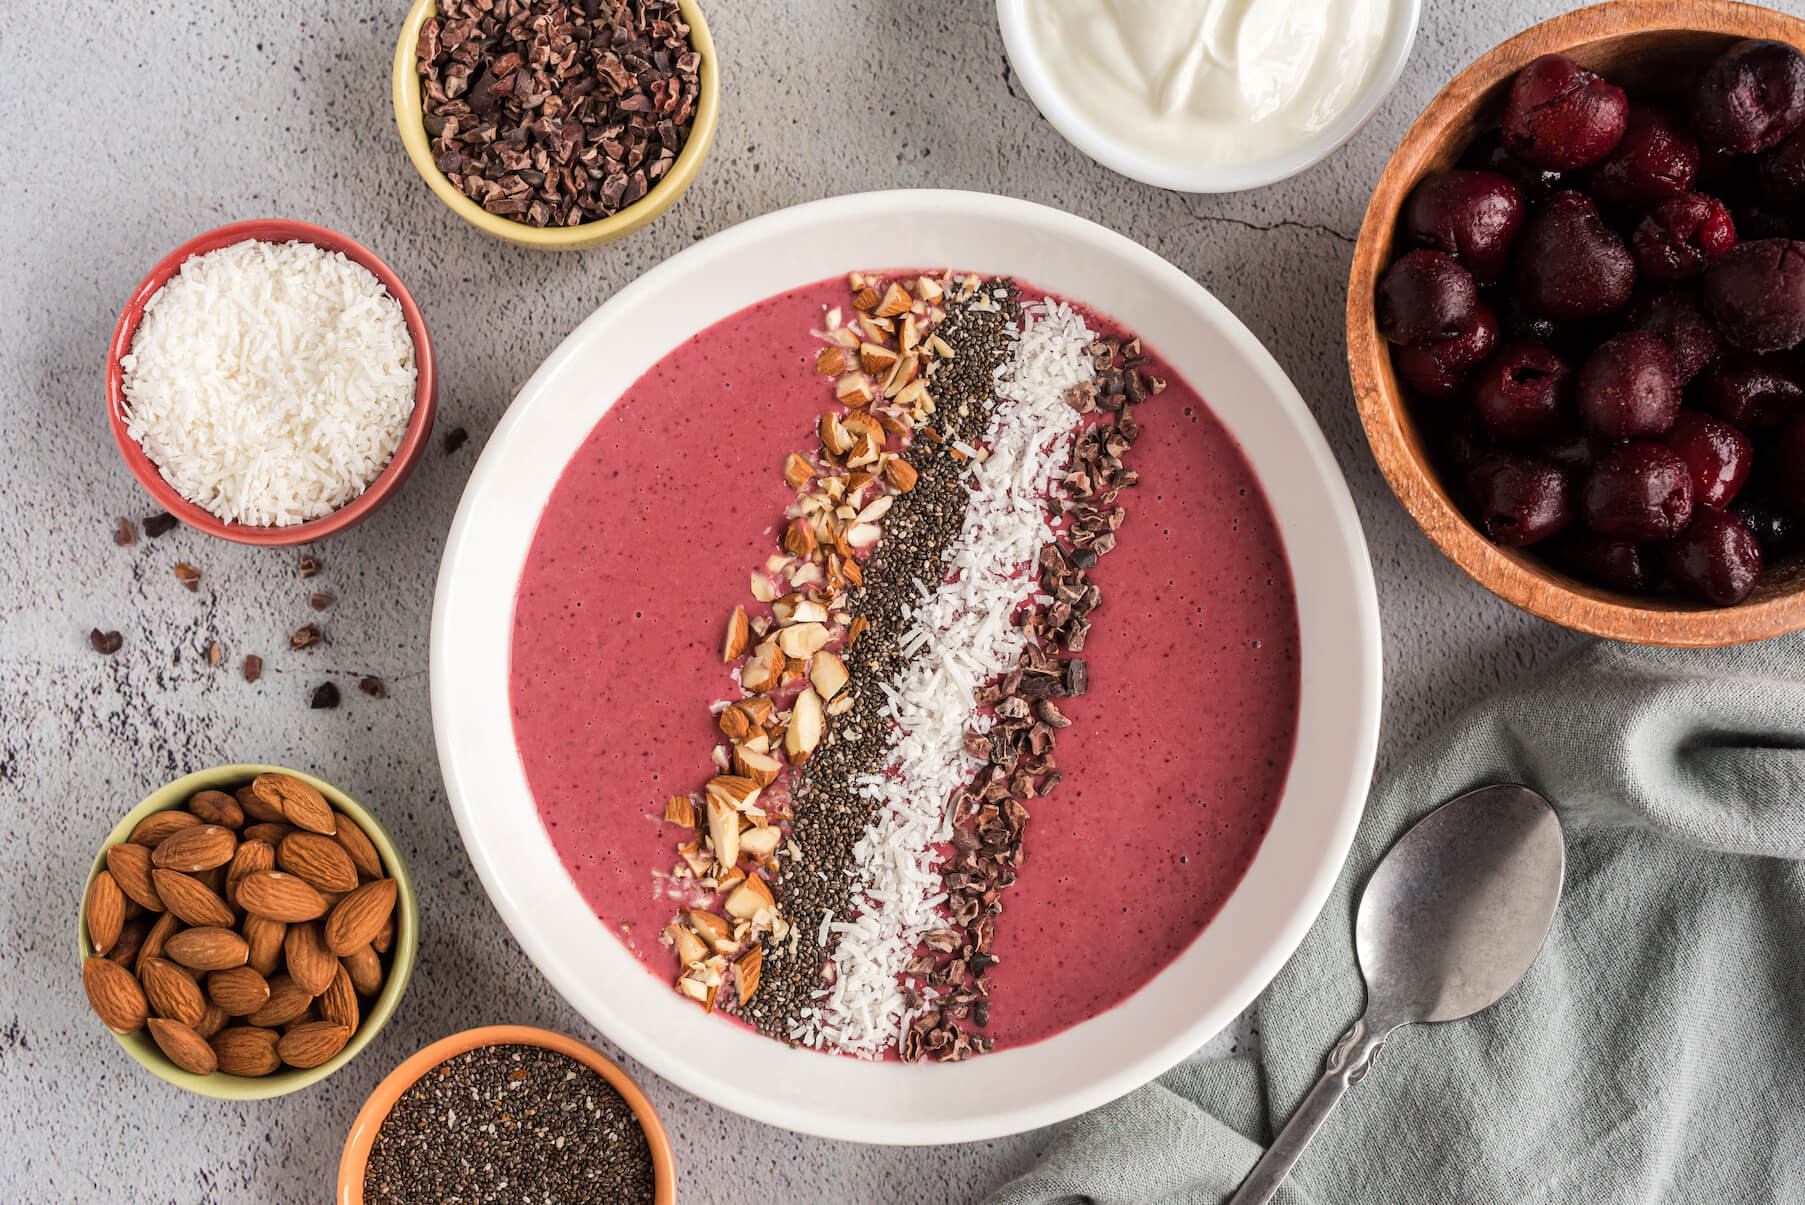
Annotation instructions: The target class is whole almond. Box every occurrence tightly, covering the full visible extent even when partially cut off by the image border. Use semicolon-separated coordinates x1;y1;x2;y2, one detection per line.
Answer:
151;869;235;929
277;1021;350;1069
151;825;237;873
83;956;148;1033
332;813;384;882
241;822;296;848
188;790;244;830
284;921;337;995
242;913;286;977
247;974;315;1028
107;843;166;912
318;963;360;1032
282;1007;320;1033
251;773;336;836
139;956;207;1026
107;917;151;968
137;911;181;972
85;870;126;956
206;966;271;1016
196;1001;229;1039
129;809;201;848
197;864;230;902
212;1025;281;1077
225;839;276;910
277;832;358;894
147;1017;218;1075
371;914;394;956
236;871;327;923
236;784;287;825
324;879;398;956
163;926;249;972
341;945;383;997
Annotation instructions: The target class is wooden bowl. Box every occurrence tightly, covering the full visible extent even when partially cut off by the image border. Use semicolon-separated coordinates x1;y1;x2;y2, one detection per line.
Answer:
1348;0;1805;647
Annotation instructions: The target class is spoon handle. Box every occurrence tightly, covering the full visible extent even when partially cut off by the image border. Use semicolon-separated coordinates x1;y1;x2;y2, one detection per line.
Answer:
1226;1013;1392;1205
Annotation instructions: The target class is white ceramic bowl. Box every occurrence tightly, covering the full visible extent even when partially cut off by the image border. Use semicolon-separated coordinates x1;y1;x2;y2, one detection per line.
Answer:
432;189;1382;1143
995;0;1422;193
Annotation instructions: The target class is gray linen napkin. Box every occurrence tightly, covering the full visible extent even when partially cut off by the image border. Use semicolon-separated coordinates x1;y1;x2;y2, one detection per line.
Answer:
987;633;1805;1205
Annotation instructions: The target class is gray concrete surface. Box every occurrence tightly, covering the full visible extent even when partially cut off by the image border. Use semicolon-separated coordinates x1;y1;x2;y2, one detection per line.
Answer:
4;0;1731;1198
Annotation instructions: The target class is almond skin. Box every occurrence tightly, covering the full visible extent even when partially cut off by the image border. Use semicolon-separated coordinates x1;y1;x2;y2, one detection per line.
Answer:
128;809;201;848
83;956;148;1033
163;926;250;972
85;870;126;956
107;917;150;968
206;966;272;1016
151;825;237;873
195;1002;229;1040
246;974;314;1028
284;921;337;995
241;822;296;848
324;879;398;956
151;869;235;929
277;1021;351;1069
277;832;358;894
317;964;360;1032
224;839;276;911
211;1025;281;1077
242;913;286;978
332;813;384;881
139;956;207;1027
147;1017;218;1075
236;783;288;824
371;914;394;956
187;790;244;830
252;773;336;836
235;871;328;923
106;843;166;913
341;945;383;997
137;911;181;973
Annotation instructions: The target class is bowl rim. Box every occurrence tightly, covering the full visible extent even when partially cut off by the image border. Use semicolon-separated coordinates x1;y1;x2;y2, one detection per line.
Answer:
106;219;439;547
430;187;1383;1143
1348;0;1805;647
994;0;1423;193
76;764;420;1100
390;0;720;249
336;1024;677;1204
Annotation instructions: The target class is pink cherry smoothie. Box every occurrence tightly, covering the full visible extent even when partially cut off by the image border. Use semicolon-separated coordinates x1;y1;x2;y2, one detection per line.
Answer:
510;275;1299;1054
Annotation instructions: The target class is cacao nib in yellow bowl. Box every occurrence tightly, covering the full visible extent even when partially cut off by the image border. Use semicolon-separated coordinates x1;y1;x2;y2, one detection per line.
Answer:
392;0;719;250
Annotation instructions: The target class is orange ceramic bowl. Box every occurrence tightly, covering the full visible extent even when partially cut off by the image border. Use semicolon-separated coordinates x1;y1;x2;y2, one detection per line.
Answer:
107;219;438;546
337;1025;676;1203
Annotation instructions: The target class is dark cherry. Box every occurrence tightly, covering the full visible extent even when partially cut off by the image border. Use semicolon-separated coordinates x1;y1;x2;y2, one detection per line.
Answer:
1516;191;1636;319
1758;127;1805;201
1445;416;1492;476
1561;531;1662;594
1404;170;1525;284
1732;491;1801;556
1472;342;1571;441
1695;350;1805;431
1732;201;1802;241
1467;454;1574;545
1495;291;1562;345
1623;289;1722;383
1662;409;1753;508
1581;441;1695;540
1703;238;1805;353
1665;506;1764;605
1576;332;1680;440
1583;105;1699;208
1780;414;1805;516
1393;303;1499;399
1464;132;1565;202
1375;249;1478;347
1630;193;1737;283
1503;53;1630;170
1691;39;1805;155
1541;429;1604;474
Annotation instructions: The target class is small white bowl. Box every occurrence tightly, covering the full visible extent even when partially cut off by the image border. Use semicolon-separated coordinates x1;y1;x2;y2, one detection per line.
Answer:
996;0;1422;193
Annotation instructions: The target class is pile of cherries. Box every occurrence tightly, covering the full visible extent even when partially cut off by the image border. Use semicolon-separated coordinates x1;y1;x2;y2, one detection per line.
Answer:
1376;39;1805;606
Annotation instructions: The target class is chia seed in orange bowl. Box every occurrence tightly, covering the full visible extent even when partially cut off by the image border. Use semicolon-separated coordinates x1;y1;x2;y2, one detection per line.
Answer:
106;219;437;546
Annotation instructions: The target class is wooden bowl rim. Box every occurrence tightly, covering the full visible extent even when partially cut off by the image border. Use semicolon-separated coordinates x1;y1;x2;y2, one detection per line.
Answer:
1348;0;1805;648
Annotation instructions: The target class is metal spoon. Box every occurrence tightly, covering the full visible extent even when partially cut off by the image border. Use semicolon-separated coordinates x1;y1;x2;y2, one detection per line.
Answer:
1228;783;1565;1205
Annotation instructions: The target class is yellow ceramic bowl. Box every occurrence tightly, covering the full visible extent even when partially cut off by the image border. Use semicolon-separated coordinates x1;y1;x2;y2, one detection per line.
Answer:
76;764;419;1099
391;0;719;250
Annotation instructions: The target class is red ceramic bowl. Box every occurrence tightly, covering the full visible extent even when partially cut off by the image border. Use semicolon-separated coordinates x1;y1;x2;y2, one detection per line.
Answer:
107;219;437;546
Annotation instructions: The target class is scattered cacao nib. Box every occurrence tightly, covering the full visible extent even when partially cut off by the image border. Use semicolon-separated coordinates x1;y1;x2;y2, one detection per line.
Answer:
310;682;340;709
442;426;469;455
143;512;178;538
113;518;136;547
309;593;333;611
242;654;263;683
298;554;321;578
290;624;322;650
358;676;386;698
89;629;123;655
416;0;702;228
172;563;200;591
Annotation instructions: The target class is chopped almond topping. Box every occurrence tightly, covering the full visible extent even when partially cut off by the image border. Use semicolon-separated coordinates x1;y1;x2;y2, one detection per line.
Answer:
917;275;943;301
835;374;875;409
706;774;762;807
819;412;856;457
705;795;741;869
777;621;831;657
852;285;880;312
722;605;750;663
739;825;782;862
740;639;784;693
718;705;751;741
856;495;893;524
885;457;918;492
848;615;869;645
810;651;849;699
845;522;881;548
663;795;696;826
785;688;825;764
724;874;775;921
734;946;763;1005
859;342;900;375
783;452;815;488
883;352;920;398
685;908;733;949
846;431;881;469
844;559;863;587
785;599;829;625
732;745;783;786
873;282;912;318
783;517;818;560
739;696;774;725
815;346;845;376
749;571;777;603
666;922;709;966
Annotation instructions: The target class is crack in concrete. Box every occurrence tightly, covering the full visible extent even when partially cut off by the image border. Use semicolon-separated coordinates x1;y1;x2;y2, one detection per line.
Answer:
1186;210;1359;245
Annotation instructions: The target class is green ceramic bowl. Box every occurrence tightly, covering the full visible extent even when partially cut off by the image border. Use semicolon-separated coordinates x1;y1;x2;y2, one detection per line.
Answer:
76;764;419;1099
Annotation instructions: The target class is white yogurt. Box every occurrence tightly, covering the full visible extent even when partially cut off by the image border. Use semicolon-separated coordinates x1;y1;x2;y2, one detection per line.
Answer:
1022;0;1396;171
